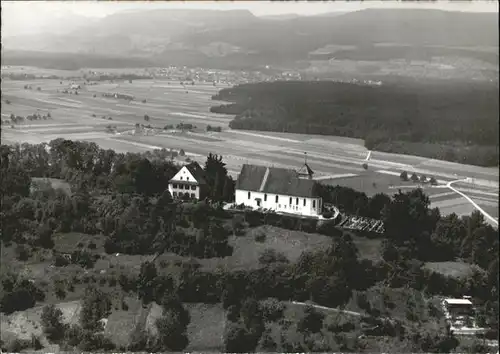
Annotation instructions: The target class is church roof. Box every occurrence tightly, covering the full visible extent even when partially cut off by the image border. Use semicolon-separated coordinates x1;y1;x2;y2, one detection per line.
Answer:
236;164;320;198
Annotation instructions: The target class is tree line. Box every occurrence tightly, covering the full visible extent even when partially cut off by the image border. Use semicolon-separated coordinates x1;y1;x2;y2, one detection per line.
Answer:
211;80;499;167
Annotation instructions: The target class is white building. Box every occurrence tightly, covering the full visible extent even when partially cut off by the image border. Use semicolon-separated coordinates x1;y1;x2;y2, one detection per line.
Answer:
441;297;486;335
168;162;207;200
235;164;322;217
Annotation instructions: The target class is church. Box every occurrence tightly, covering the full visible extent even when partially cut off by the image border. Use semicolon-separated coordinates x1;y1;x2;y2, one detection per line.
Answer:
234;162;323;217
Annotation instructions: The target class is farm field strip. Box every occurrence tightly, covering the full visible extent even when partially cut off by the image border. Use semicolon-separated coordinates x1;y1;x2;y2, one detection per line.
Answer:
431;197;474;209
438;203;480;218
314;173;359;180
43;132;115;141
471;198;499;207
418;158;500;179
107;137;203;156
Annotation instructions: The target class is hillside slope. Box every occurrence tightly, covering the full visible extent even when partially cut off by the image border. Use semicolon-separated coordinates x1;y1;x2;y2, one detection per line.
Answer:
3;9;498;71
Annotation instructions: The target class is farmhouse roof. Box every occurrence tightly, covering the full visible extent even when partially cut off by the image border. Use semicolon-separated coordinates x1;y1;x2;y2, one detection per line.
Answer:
184;161;207;185
236;164;320;198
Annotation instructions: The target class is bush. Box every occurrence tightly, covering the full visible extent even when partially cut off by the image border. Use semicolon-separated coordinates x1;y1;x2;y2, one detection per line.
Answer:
322;211;334;219
15;244;30;261
5;338;31;353
261;298;285;322
297;305;325;334
41;304;66;342
400;171;408;181
232;215;246;236
254;232;266;243
227;305;240;322
258;249;289;265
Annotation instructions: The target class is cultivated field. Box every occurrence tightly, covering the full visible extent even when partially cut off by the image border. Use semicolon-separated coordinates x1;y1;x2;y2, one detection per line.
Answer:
1;66;498;222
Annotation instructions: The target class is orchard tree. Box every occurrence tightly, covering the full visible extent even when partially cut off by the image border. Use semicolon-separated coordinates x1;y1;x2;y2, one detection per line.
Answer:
41;304;66;342
155;294;190;351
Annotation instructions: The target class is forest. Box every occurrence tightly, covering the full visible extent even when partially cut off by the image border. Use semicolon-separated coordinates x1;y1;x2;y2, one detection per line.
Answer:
0;139;498;352
211;80;499;166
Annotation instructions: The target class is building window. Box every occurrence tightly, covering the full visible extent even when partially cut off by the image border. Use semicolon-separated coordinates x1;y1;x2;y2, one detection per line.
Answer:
190;193;195;198
289;197;292;205
173;184;177;188
303;198;306;206
187;177;189;181
248;191;251;199
313;200;316;208
191;185;196;190
296;198;299;205
179;184;183;190
275;195;279;203
173;192;177;197
180;176;183;180
264;194;267;201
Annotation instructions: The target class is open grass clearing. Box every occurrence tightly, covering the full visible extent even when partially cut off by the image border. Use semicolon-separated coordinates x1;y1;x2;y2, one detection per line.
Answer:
31;177;72;195
104;296;145;348
194;226;382;271
0;300;81;342
424;261;485;279
185;303;226;351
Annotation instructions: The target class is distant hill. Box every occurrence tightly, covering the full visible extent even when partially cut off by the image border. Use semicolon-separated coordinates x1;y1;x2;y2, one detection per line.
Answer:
2;8;498;71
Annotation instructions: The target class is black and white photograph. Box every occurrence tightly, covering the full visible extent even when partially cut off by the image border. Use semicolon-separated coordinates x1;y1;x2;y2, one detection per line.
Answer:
0;0;498;352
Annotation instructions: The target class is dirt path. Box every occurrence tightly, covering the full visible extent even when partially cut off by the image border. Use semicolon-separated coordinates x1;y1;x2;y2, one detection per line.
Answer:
290;301;363;317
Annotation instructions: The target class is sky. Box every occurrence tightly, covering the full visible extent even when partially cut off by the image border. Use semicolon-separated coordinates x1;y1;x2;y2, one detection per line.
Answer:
2;1;498;36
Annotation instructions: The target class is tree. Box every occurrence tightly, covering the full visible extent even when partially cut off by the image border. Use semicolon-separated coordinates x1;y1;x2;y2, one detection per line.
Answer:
410;172;420;182
80;287;111;331
258;328;277;351
204;153;233;201
144;114;150;122
179;149;185;157
0;278;45;314
138;262;157;304
297;305;325;334
362;163;368;170
429;177;438;185
155;294;190;351
41;304;66;342
400;171;408;181
224;322;255;353
367;193;391;219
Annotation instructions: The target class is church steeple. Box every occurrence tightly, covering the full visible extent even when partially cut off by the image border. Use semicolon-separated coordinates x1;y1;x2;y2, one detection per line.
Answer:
297;152;314;179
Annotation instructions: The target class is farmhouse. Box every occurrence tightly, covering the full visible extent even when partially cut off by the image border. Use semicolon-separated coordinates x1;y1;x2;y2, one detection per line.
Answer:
235;164;323;217
168;161;207;200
